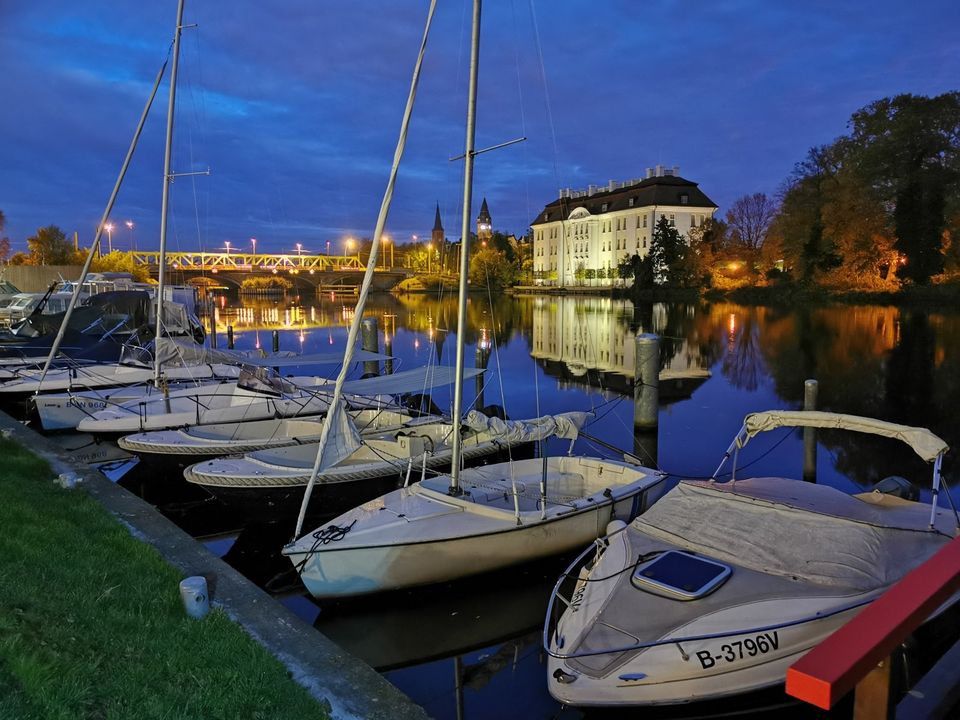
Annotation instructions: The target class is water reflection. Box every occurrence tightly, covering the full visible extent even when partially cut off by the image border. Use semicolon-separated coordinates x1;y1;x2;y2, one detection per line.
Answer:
178;291;960;718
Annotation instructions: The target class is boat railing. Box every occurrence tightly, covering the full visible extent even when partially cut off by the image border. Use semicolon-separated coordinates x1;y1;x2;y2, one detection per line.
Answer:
786;535;960;717
541;537;873;661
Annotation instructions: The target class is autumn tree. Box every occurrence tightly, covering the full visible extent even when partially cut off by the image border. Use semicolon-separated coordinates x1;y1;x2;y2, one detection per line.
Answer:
725;193;778;252
27;225;80;265
845;93;960;283
468;246;516;289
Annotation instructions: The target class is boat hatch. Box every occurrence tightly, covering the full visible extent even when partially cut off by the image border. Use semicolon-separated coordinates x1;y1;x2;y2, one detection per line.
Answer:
631;551;731;600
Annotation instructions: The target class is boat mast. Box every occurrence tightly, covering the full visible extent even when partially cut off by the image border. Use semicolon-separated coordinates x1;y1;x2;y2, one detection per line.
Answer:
154;0;185;384
35;55;170;390
449;0;482;495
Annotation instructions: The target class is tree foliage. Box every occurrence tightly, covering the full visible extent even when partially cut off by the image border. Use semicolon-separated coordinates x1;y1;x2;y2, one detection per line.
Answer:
725;193;778;251
468;246;517;289
650;216;690;286
771;92;960;286
26;225;81;265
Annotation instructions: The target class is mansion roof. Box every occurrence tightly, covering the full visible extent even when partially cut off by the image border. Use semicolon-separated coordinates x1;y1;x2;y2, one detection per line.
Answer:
531;175;717;226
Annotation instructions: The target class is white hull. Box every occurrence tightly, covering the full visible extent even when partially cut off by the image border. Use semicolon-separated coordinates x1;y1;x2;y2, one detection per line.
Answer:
285;456;665;598
76;379;330;434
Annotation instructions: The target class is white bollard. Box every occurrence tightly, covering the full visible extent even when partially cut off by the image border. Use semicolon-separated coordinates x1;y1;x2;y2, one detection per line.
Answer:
179;576;210;620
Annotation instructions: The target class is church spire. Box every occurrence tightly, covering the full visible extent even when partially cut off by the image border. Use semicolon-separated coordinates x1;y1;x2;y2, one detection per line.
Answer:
431;202;444;246
476;197;492;242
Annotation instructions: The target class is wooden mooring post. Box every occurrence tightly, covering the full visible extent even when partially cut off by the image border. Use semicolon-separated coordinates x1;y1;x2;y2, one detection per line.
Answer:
361;318;379;377
803;378;818;482
633;333;659;467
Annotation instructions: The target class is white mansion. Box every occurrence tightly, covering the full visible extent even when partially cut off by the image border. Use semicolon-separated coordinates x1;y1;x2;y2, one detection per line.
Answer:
531;165;718;286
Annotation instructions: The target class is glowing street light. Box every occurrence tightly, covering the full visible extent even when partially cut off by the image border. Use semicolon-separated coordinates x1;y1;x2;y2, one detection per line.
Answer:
296;242;302;256
250;237;257;255
104;223;114;253
225;241;231;255
382;235;393;268
125;220;134;251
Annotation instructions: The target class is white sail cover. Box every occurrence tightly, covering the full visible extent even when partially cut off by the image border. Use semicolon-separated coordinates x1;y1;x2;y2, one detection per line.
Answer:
315;398;362;472
744;410;948;462
463;410;590;443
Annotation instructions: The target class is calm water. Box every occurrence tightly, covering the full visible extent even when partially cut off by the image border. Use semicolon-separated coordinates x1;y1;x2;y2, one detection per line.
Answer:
189;292;960;718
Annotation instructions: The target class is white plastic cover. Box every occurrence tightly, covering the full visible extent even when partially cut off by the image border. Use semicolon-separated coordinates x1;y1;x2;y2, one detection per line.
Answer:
632;477;953;592
463;410;590;442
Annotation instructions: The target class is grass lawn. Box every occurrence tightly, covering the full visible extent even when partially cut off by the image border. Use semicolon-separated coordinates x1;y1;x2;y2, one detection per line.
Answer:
0;438;330;720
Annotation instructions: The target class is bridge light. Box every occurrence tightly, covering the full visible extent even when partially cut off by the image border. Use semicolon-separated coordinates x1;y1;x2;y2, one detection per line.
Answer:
309;269;315;275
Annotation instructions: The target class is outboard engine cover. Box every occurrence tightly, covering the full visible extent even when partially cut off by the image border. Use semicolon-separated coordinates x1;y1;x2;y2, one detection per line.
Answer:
872;475;919;501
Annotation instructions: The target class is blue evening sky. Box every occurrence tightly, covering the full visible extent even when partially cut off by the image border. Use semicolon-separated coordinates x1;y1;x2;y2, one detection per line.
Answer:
1;0;958;255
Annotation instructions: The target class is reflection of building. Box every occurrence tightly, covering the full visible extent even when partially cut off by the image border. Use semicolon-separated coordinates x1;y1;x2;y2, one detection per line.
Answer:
531;296;710;397
531;165;717;286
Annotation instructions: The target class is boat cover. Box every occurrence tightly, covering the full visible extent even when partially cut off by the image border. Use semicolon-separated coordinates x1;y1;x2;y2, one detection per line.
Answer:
744;411;948;462
632;477;953;593
153;336;388;368
463;410;590;443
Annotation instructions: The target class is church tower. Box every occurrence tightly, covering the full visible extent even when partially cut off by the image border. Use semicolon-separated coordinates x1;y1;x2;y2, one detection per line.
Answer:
476;197;492;243
431;202;444;246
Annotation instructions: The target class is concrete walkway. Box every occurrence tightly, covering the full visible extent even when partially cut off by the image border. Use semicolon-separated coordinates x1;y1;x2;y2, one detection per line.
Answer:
0;412;429;720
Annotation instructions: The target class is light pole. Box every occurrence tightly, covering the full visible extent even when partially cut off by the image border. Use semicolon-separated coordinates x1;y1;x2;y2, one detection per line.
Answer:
296;242;302;256
225;241;231;256
326;240;331;256
426;242;432;274
382;235;393;268
104;223;114;253
251;237;257;255
125;220;134;251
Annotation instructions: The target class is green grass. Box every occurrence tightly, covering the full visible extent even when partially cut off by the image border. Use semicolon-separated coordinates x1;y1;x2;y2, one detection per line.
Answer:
0;439;330;720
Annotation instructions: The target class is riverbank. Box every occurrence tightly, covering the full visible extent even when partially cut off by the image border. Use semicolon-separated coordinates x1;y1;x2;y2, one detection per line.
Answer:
0;418;428;720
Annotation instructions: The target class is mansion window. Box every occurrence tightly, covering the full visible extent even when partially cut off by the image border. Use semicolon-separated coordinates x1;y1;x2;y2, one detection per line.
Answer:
680;194;689;205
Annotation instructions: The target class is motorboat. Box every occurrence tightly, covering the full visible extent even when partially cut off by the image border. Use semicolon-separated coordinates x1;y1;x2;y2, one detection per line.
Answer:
543;410;957;707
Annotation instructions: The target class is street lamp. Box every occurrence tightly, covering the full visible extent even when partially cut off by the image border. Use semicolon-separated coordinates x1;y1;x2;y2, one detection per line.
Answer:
125;221;134;251
296;242;302;256
251;237;257;255
225;241;231;255
104;223;114;253
382;235;393;268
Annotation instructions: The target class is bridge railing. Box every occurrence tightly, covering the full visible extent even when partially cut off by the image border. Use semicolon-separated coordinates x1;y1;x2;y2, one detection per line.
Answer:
131;251;368;272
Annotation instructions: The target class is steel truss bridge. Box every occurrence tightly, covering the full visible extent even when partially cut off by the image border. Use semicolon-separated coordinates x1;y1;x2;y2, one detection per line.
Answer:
130;251;410;291
131;251;367;272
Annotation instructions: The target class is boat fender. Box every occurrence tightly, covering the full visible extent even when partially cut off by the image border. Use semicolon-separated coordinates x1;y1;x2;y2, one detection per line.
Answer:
606;519;627;535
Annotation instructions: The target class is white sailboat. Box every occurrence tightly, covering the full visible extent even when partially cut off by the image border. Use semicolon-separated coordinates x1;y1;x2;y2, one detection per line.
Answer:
543;410;958;707
181;410;526;519
283;0;666;600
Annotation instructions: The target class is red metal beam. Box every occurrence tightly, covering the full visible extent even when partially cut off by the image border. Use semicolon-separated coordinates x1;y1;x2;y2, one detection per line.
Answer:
786;536;960;710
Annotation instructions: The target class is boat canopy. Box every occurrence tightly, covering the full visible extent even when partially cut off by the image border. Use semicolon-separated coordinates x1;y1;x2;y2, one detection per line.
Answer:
744;410;948;463
463;409;590;443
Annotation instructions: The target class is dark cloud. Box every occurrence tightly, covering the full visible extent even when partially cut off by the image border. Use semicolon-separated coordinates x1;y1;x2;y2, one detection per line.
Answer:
1;0;958;253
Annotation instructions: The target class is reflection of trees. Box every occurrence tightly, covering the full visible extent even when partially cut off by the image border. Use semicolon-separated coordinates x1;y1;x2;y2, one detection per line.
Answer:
696;303;768;391
753;304;959;488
